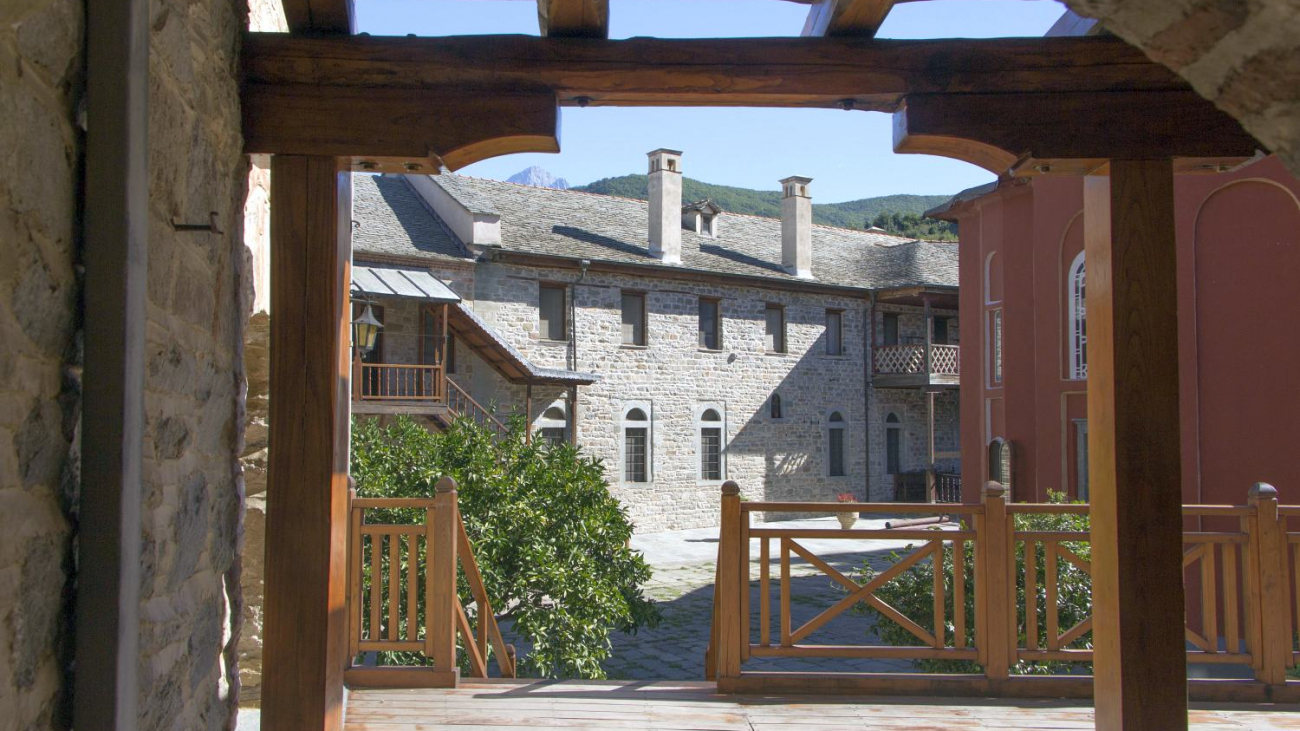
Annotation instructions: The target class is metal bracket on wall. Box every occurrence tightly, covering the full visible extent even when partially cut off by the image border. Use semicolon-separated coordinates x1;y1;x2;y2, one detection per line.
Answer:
171;211;223;234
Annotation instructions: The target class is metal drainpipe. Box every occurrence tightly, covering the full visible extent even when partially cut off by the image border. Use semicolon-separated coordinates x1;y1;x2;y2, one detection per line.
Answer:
863;292;874;501
570;259;589;371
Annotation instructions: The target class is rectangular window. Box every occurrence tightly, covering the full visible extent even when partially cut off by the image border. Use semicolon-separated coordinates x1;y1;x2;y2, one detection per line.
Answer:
882;312;899;346
990;308;1003;384
701;427;722;480
764;304;785;353
933;317;949;345
541;427;567;448
829;428;845;477
826;309;843;356
625;428;648;483
1074;419;1089;502
698;298;721;350
621;292;646;346
886;428;901;475
539;284;567;341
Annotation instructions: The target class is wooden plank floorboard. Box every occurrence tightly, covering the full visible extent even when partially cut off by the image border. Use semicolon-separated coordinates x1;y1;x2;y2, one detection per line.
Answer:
344;680;1300;731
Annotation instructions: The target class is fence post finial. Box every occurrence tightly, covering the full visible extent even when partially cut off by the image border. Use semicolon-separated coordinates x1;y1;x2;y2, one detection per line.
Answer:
722;480;740;497
435;476;458;494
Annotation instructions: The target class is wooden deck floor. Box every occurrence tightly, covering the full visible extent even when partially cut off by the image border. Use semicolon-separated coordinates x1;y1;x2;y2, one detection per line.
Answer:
344;679;1300;730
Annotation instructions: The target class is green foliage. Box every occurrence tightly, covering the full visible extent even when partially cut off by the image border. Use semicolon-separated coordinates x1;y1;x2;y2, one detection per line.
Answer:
575;174;952;234
869;211;958;242
350;414;660;679
852;492;1091;674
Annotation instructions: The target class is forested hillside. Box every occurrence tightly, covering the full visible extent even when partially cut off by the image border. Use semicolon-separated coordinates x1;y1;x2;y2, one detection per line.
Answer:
574;174;957;240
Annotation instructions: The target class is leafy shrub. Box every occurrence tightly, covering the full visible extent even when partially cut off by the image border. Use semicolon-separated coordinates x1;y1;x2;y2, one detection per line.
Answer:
350;414;660;679
852;491;1091;673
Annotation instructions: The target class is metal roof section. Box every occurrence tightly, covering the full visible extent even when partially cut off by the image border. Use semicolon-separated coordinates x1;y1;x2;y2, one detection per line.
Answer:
352;265;462;302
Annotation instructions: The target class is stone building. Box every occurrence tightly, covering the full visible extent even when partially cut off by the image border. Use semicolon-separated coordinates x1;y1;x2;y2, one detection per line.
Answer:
349;150;962;532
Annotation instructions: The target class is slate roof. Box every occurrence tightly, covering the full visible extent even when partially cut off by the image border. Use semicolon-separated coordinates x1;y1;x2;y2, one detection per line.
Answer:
352;175;472;263
355;173;959;291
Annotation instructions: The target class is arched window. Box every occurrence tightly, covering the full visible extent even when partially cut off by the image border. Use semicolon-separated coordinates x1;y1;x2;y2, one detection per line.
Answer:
696;405;726;481
621;405;651;483
885;412;903;475
988;437;1013;494
1068;251;1087;380
827;410;846;477
536;403;568;448
770;393;783;420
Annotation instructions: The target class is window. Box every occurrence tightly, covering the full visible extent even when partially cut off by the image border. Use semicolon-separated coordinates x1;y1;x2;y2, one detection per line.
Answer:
826;309;843;355
537;404;568;448
988;437;1013;494
539;284;567;341
885;412;902;475
621;291;646;346
1074;419;1089;501
1069;252;1087;380
933;317;949;345
765;304;786;353
698;297;721;350
827;411;846;477
770;393;783;420
990;308;1003;384
622;406;651;483
697;407;724;481
882;312;899;346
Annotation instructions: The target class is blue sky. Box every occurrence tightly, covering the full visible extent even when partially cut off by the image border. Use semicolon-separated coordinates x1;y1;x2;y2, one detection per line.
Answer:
356;0;1067;202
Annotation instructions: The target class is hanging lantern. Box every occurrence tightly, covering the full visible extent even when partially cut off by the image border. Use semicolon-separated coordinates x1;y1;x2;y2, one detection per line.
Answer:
352;303;383;356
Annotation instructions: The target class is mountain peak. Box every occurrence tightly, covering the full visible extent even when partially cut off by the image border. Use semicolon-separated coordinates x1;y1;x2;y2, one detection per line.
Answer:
506;166;570;190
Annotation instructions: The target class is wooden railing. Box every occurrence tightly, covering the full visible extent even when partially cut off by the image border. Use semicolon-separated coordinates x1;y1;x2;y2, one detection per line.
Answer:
354;361;445;401
445;378;509;439
345;477;516;688
874;343;960;377
708;481;1298;700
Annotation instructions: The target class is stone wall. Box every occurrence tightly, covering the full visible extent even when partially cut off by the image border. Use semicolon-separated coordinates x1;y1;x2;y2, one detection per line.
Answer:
466;262;960;532
0;0;82;726
140;0;254;725
1064;0;1300;176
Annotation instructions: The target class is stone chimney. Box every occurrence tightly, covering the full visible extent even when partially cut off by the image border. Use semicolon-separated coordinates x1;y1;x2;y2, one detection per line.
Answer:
780;176;814;279
647;149;683;264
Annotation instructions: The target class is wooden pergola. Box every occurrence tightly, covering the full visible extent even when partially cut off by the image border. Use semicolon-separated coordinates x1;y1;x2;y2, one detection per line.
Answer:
159;1;1264;730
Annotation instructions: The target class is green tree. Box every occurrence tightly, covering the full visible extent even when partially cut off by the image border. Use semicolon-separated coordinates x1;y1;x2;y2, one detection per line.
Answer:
852;492;1091;673
349;414;660;679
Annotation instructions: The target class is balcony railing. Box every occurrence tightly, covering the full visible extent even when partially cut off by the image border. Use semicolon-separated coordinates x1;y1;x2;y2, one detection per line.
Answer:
874;343;960;377
706;482;1298;698
353;362;445;401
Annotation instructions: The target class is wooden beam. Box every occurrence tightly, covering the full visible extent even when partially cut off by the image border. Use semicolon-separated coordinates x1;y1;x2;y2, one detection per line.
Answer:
242;85;559;171
803;0;897;38
894;91;1260;174
77;0;146;726
282;0;354;34
538;0;609;38
1085;160;1188;730
263;156;353;731
242;34;1190;113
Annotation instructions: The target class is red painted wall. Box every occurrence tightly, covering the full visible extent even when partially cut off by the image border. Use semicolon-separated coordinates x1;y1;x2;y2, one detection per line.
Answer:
952;156;1300;507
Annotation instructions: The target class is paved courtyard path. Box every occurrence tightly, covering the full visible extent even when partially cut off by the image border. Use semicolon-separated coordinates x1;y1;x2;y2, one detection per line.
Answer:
599;515;952;680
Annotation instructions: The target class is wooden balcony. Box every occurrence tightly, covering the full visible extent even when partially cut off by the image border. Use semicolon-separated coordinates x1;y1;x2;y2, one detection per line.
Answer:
351;360;509;438
873;343;960;389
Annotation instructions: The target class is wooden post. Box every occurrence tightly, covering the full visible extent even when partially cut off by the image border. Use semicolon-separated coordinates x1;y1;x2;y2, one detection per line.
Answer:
1248;483;1291;686
263;155;352;731
979;482;1011;679
429;476;460;681
351;349;362;401
926;389;937;502
569;385;579;446
923;295;933;376
715;481;744;687
525;384;533;445
77;0;147;725
1085;160;1187;731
